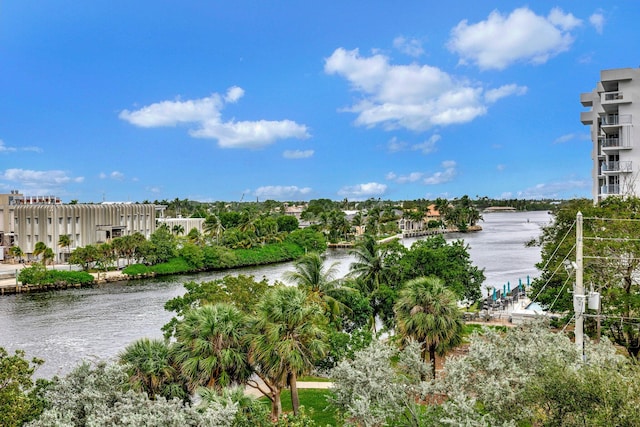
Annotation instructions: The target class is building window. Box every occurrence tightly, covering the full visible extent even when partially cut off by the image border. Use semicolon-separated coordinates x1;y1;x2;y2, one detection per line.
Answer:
76;217;80;224
34;218;38;225
58;217;63;225
27;217;31;225
48;235;52;243
67;217;71;225
34;235;39;242
48;217;52;225
27;235;31;243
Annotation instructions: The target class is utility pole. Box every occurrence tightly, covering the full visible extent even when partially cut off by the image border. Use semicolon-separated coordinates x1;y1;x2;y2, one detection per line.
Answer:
575;211;585;360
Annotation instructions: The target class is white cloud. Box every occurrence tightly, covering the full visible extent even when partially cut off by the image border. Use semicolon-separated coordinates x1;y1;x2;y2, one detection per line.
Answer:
448;7;581;70
99;171;125;180
253;185;312;200
497;164;506;171
412;134;440;154
325;48;524;131
0;139;42;153
0;140;16;153
120;88;310;149
393;36;425;57
337;182;387;199
387;137;408;153
0;168;84;194
423;160;457;185
388;171;424;184
515;179;589;198
589;12;604;34
283;149;314;159
485;84;528;103
110;171;125;180
224;86;244;103
554;133;576;144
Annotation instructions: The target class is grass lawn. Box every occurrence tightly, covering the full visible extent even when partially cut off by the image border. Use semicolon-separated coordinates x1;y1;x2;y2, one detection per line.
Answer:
262;389;339;426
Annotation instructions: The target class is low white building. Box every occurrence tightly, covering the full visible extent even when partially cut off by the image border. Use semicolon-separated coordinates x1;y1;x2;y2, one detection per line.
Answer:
0;192;164;262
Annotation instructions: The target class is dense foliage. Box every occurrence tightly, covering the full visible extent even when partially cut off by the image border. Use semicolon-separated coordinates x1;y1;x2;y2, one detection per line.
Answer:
531;196;640;357
0;348;47;427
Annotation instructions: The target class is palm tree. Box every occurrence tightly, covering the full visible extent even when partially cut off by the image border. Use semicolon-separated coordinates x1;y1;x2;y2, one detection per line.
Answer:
8;246;23;264
394;276;464;378
118;338;187;401
247;286;327;419
42;247;55;266
33;241;47;263
172;303;252;393
203;214;224;244
284;252;351;323
58;234;71;263
349;234;391;331
172;224;185;236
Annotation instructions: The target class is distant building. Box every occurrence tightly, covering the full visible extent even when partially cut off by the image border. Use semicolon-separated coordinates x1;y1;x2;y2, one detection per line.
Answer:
157;217;205;235
0;192;164;262
581;68;640;202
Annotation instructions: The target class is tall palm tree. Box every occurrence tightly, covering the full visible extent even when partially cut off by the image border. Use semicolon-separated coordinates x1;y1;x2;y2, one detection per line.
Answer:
172;303;252;393
203;214;224;244
58;234;71;263
394;276;464;378
33;241;47;263
349;234;391;332
247;286;327;419
118;338;187;401
172;224;185;236
284;252;351;323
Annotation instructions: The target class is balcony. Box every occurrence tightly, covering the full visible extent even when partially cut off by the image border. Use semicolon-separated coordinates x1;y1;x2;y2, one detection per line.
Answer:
580;92;593;107
599;137;631;150
601;161;633;174
601;114;632;126
581;111;593;124
601;91;630;104
600;184;620;195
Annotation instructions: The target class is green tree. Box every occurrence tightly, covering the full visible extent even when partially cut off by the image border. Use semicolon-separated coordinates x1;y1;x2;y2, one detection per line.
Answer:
532;197;640;357
248;286;328;419
276;215;299;233
163;275;269;339
284;252;352;324
394;276;464;378
32;242;47;263
58;234;71;262
69;244;100;271
0;347;46;427
172;304;252;392
348;235;393;331
7;246;23;263
118;338;187;401
172;224;185;236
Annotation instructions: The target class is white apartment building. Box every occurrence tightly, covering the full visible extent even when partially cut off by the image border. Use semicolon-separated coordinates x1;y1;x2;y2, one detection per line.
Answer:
0;192;164;262
581;67;640;202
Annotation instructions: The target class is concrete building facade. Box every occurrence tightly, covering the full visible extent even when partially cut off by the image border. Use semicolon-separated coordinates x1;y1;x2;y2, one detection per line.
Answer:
581;68;640;202
0;192;163;262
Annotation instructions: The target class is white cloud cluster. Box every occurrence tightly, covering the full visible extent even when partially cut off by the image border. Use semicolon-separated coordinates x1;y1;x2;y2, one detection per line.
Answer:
325;48;525;131
0;168;84;194
387;160;457;186
0;139;42;153
337;182;387;199
448;7;582;70
388;134;441;154
283;149;314;159
119;87;310;149
253;185;312;200
589;12;604;34
393;36;425;57
0;140;16;153
100;171;125;180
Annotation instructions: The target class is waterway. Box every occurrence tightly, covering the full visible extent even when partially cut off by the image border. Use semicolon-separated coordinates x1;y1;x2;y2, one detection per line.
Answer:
0;210;550;379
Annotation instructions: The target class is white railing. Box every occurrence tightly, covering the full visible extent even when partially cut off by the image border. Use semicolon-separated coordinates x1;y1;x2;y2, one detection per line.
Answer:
599;137;631;149
600;185;620;195
601;114;632;125
601;161;633;173
602;91;624;102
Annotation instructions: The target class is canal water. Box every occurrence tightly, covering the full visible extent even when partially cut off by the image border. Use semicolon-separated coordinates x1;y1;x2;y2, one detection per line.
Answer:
0;210;550;379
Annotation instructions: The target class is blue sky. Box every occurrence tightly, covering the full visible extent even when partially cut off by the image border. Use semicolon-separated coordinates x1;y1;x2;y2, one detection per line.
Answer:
0;1;636;202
